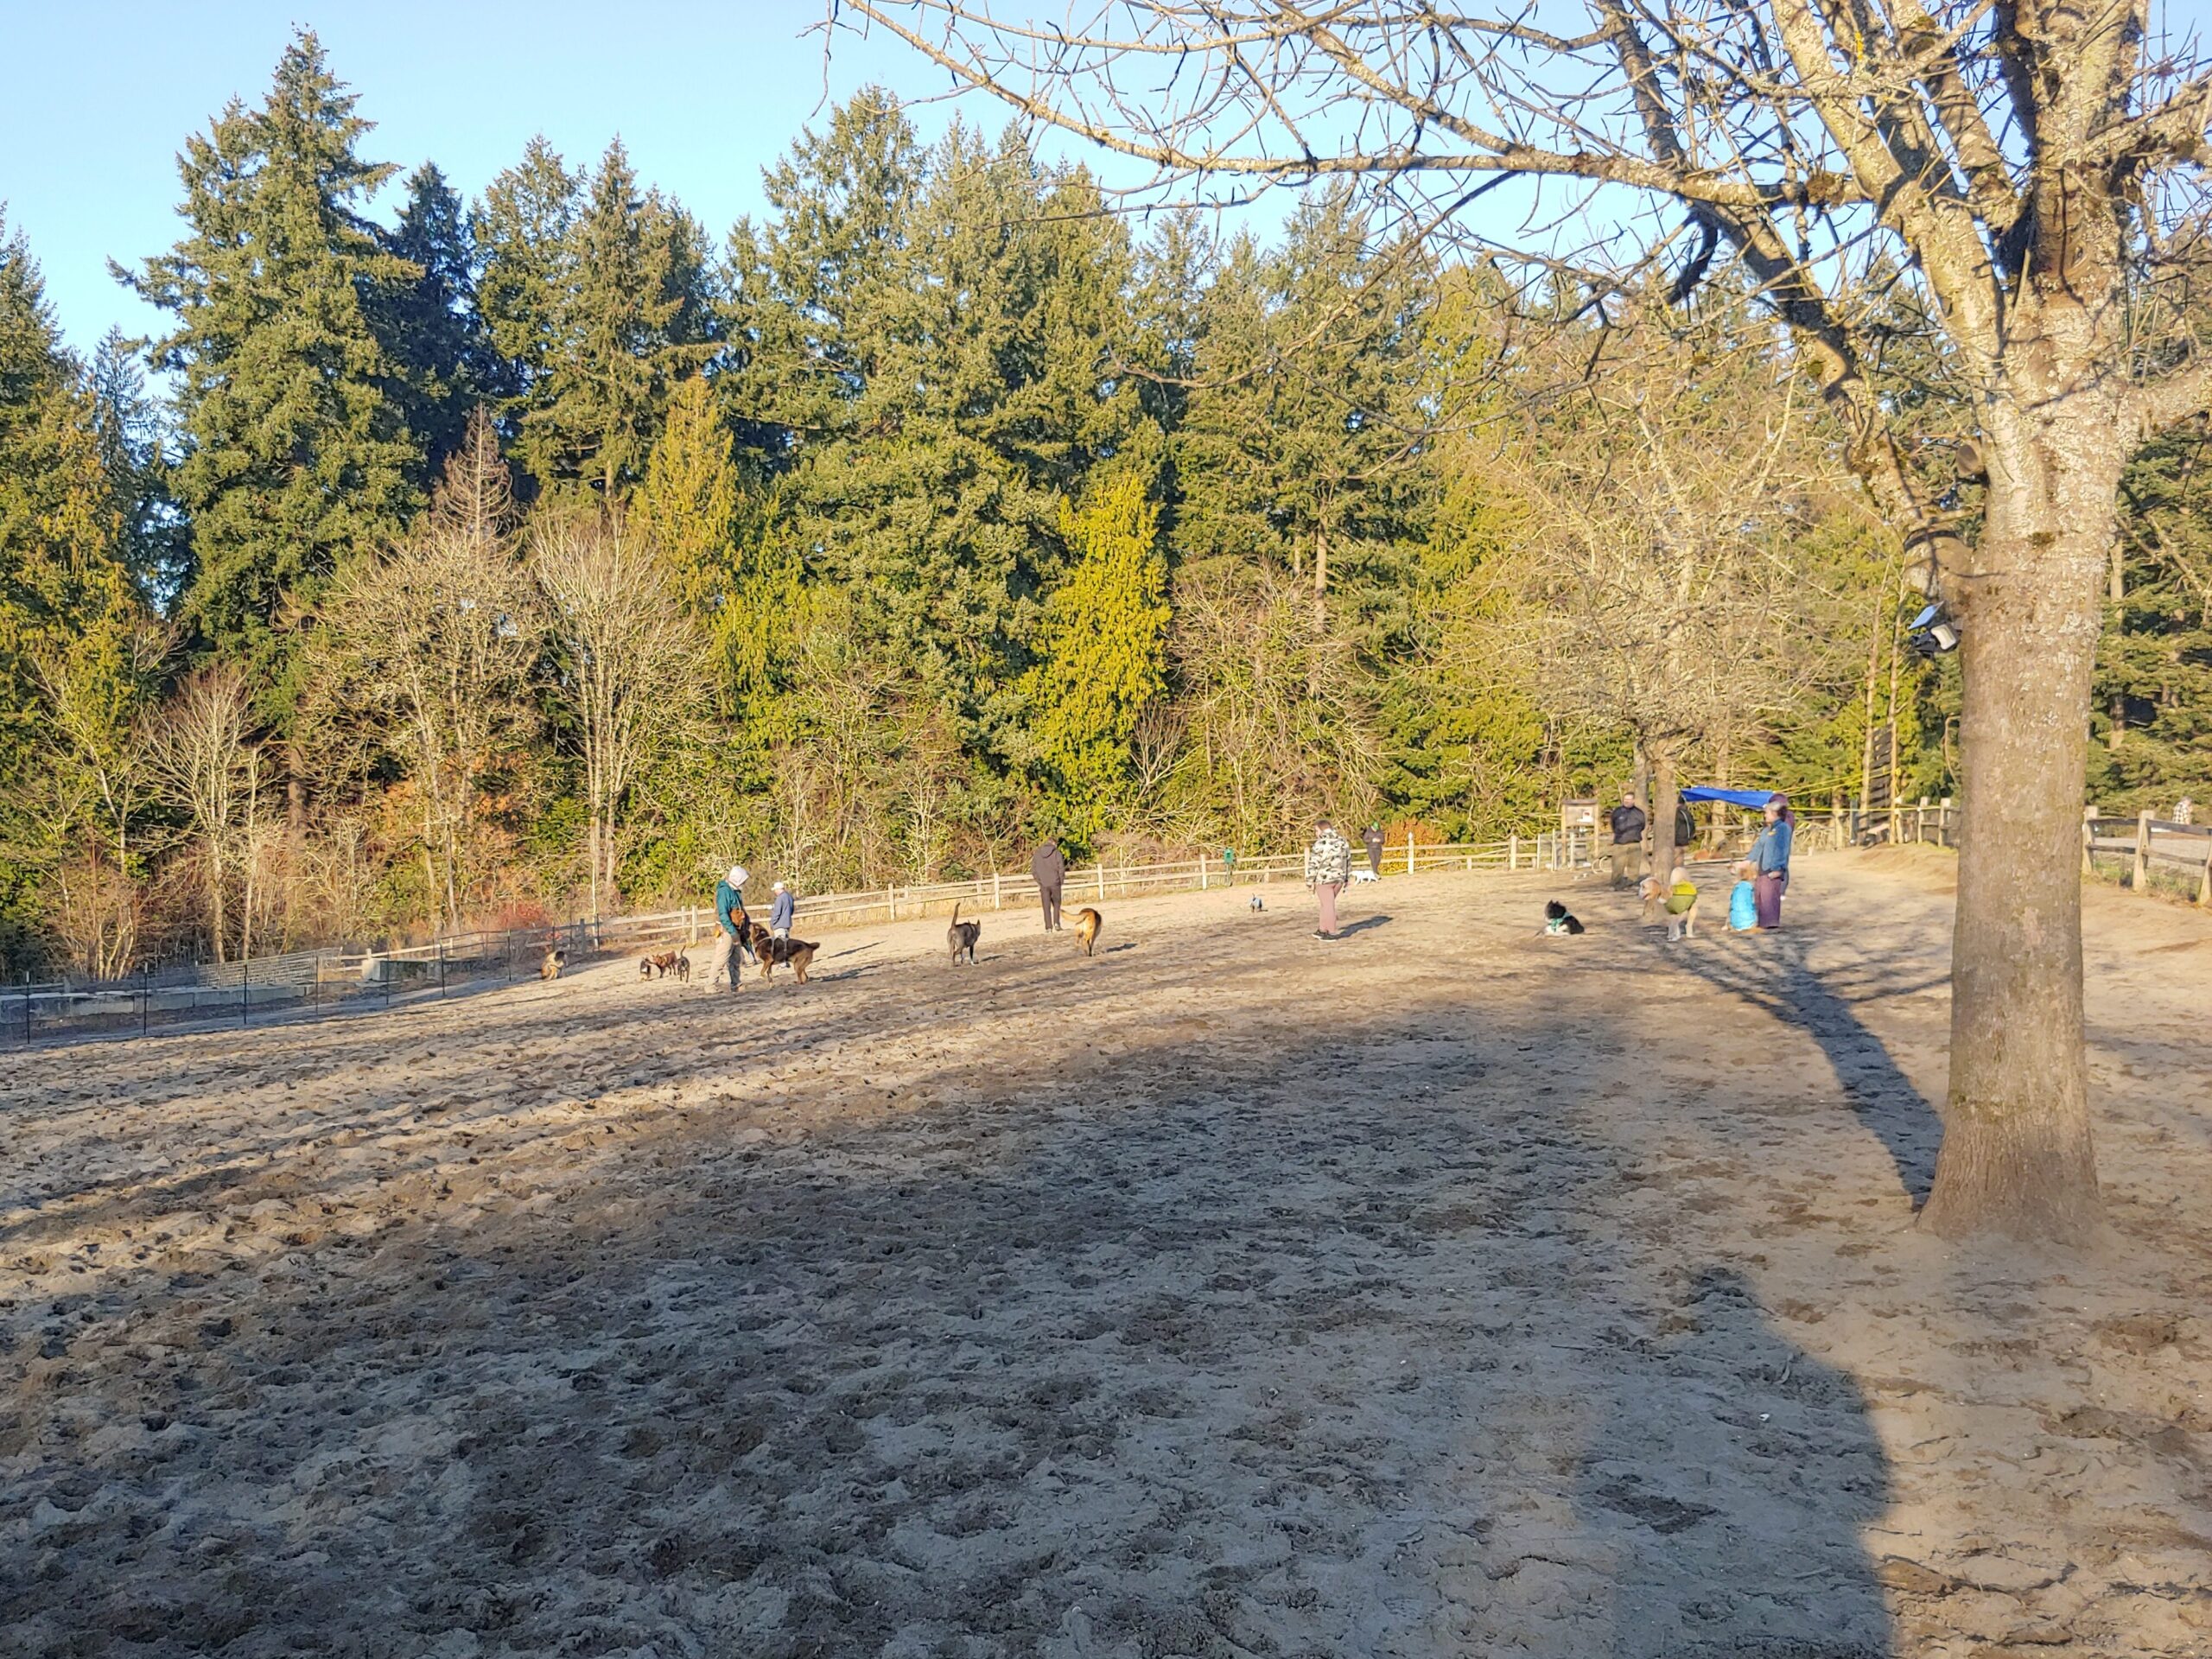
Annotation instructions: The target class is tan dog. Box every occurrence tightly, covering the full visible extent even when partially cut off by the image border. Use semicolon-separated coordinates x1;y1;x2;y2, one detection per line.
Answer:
540;946;568;982
1071;907;1103;957
639;950;690;982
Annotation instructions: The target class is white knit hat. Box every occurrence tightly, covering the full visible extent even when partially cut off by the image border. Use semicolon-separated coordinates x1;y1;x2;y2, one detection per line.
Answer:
727;865;748;887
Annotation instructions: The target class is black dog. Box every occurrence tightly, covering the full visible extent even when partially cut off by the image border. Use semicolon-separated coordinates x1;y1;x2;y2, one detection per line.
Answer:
1541;899;1586;937
947;902;982;965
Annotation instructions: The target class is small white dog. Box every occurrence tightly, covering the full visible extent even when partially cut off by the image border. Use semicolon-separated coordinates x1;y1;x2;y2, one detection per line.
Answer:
1350;867;1381;885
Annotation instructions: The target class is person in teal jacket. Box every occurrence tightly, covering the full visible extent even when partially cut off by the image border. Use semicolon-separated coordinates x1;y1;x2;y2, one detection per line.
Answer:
1749;798;1796;929
707;864;751;992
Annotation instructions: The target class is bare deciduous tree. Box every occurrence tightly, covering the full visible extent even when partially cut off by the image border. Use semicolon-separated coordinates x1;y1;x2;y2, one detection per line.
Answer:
307;414;538;930
149;665;259;963
532;513;709;921
1460;312;1853;895
842;0;2212;1239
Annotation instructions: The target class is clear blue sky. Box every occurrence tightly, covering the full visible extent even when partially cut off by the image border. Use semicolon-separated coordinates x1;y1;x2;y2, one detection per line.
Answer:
0;2;948;354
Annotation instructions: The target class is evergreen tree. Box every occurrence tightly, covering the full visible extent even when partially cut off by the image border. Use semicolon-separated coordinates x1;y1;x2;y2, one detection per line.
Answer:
380;162;495;486
522;141;715;500
1023;476;1170;843
0;214;154;973
87;327;188;605
634;373;795;702
118;29;421;709
724;87;924;448
2091;422;2212;808
474;136;579;463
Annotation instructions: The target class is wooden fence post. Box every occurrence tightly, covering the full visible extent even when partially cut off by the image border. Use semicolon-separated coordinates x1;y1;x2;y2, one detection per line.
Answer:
993;872;1002;909
2196;840;2211;907
887;886;896;921
2082;806;2095;875
2133;809;2152;890
1098;863;1107;900
1916;798;1927;843
1406;830;1414;875
1199;852;1208;891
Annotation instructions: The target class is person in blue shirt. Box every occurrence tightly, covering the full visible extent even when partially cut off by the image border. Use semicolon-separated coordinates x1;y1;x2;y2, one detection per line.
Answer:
708;864;751;992
1749;797;1796;930
769;880;795;939
1727;860;1759;932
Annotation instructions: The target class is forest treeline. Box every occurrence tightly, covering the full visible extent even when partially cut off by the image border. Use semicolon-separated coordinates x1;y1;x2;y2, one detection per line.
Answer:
3;32;2207;975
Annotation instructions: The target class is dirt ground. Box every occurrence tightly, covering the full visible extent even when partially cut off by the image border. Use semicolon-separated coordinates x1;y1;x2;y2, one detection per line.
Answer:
4;849;2209;1659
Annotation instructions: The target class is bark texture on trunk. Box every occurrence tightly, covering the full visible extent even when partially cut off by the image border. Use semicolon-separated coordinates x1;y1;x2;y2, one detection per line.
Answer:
1921;395;2120;1243
1645;752;1679;925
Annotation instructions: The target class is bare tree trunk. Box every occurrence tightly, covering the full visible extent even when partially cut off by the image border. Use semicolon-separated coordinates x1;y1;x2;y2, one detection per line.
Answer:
1887;613;1905;842
2106;540;2126;750
588;797;602;927
1645;749;1679;925
1313;524;1328;635
1920;406;2120;1243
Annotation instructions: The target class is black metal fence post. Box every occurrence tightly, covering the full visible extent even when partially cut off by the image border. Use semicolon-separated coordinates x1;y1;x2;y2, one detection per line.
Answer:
240;959;249;1027
142;963;150;1038
438;943;448;998
22;976;29;1046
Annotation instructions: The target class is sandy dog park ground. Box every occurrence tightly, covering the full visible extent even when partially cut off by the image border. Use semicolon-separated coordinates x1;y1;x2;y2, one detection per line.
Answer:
3;849;2209;1657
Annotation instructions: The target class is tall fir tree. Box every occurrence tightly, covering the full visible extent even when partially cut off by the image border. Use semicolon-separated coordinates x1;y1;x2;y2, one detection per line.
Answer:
474;136;580;466
379;162;496;488
520;141;716;500
119;29;421;715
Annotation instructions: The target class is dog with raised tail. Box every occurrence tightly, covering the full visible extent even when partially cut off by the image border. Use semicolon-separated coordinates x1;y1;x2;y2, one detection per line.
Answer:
947;903;982;965
1071;906;1103;957
756;936;817;985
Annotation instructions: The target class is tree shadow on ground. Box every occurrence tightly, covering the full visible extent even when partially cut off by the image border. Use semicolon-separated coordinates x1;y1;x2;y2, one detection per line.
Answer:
2;993;1897;1659
1677;930;1943;1204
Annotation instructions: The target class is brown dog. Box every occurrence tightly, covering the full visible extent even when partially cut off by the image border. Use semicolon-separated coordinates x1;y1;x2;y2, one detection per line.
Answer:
1071;907;1103;957
947;902;981;965
756;936;818;985
540;947;568;982
639;950;690;981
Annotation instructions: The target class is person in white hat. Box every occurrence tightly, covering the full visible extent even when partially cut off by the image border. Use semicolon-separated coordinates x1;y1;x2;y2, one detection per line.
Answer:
769;880;795;941
707;864;751;993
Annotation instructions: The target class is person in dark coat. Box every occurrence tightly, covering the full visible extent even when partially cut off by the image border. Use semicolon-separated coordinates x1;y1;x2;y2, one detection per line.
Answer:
1609;792;1647;889
1363;823;1385;878
1031;840;1066;931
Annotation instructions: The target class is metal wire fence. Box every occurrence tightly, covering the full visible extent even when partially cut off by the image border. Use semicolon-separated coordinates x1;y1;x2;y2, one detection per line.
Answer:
9;832;1607;1051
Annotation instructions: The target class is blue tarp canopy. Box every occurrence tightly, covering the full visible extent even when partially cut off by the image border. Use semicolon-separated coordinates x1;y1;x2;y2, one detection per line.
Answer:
1678;786;1779;808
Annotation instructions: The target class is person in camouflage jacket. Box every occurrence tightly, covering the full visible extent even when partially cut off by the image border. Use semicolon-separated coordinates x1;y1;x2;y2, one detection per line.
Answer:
1305;819;1353;938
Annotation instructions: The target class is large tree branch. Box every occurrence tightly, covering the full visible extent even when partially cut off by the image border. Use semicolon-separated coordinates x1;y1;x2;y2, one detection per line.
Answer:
837;0;1866;209
2130;356;2212;436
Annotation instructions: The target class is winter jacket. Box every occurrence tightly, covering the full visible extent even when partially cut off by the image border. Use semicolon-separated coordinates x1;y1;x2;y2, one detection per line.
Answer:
1609;804;1647;846
1030;842;1065;887
1305;828;1352;887
715;879;747;935
1750;820;1795;874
